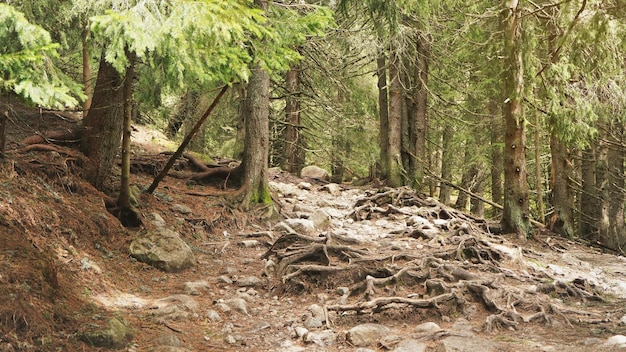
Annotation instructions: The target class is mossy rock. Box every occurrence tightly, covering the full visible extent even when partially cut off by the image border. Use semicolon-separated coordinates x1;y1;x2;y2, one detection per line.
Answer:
79;317;133;349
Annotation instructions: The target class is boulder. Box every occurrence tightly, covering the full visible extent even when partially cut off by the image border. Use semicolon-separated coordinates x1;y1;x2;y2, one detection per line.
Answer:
129;229;195;272
346;323;391;347
79;317;133;349
301;165;329;181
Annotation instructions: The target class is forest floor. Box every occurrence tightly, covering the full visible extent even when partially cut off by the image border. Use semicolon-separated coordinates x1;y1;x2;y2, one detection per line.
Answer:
0;104;625;351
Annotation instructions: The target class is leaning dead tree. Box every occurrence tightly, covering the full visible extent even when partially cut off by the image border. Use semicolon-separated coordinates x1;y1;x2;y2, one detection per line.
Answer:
263;187;606;331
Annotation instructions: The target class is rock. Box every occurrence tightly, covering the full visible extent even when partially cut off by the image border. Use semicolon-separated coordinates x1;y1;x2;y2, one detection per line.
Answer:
151;212;166;227
150;295;199;321
284;218;315;235
129;229;195;272
274;222;297;234
414;322;441;334
392;339;427;352
435;335;500;352
294;326;309;338
171;204;192;214
301;165;330;181
601;335;626;348
181;280;210;295
303;316;323;329
206;309;222;322
297;182;312;190
336;287;350;296
620;315;626;326
293;204;315;213
320;183;341;195
79;317;133;349
346;323;391;347
223;298;249;315
310;209;331;229
304;329;337;346
154;333;183;347
152;347;192;352
308;304;325;321
218;275;233;284
237;276;262;287
379;335;402;349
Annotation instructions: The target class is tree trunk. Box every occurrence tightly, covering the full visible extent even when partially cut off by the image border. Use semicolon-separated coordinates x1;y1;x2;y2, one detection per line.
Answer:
439;125;453;205
579;146;597;240
412;33;430;190
548;130;574;238
500;0;530;239
82;23;92;113
534;111;545;222
283;65;305;175
606;124;625;251
387;47;404;187
489;100;503;214
80;53;124;190
238;62;272;209
596;139;610;245
377;52;389;180
117;54;135;209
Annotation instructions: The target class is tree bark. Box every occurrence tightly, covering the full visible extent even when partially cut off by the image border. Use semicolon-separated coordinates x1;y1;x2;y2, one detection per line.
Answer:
439;125;453;205
548;130;574;238
80;53;124;190
117;53;135;209
283;66;304;175
606;124;625;251
412;33;430;190
489;100;503;214
387;46;404;187
500;0;531;239
579;146;597;240
237;62;272;209
82;23;92;113
377;51;389;180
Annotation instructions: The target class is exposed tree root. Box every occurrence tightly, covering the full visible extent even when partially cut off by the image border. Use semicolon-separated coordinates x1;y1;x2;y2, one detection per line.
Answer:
265;187;607;331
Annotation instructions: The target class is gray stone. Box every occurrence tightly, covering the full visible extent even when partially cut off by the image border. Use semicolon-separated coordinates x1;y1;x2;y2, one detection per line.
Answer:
151;212;166;227
311;209;331;229
154;333;183;347
303;316;323;329
153;347;192;352
224;298;248;315
294;326;309;338
284;218;315;235
392;339;427;352
237;276;262;287
297;182;312;190
129;229;195;272
601;335;626;348
414;322;441;334
336;287;350;296
308;304;325;321
435;335;499;352
293;204;315;213
304;329;337;347
218;275;233;284
346;323;391;347
150;295;199;321
320;183;341;195
171;204;192;214
620;315;626;326
274;221;297;234
79;317;133;349
301;165;330;181
206;309;222;322
181;280;210;295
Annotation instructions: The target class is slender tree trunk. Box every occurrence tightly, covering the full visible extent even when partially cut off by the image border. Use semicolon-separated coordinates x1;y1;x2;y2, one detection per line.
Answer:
439;125;453;205
501;0;530;239
548;130;574;238
377;52;389;180
413;33;430;190
117;54;135;209
534;112;545;222
387;47;404;187
489;100;504;214
471;174;485;217
80;53;124;190
82;23;92;113
607;124;625;251
579;146;597;239
596;138;610;245
283;65;304;175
